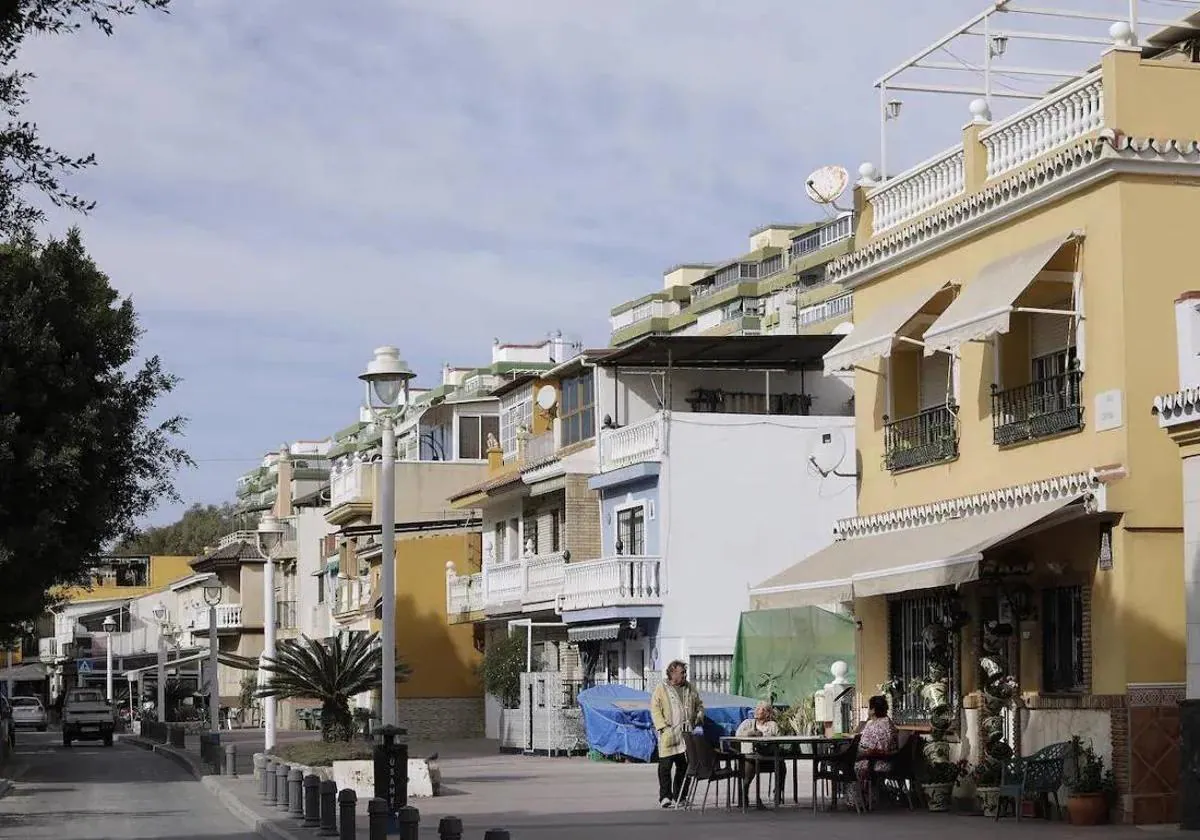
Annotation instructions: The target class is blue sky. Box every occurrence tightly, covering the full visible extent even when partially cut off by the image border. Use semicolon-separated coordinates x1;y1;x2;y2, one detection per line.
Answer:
16;0;1161;525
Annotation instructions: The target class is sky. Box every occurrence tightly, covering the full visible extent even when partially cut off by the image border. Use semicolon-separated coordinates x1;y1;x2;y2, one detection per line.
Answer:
16;0;1177;526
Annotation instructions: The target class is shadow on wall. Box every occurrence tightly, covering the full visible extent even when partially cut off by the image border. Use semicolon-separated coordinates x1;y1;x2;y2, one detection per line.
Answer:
394;590;481;700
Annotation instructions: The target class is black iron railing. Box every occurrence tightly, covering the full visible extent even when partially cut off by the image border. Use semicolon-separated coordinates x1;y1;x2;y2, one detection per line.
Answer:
883;404;958;472
990;367;1083;446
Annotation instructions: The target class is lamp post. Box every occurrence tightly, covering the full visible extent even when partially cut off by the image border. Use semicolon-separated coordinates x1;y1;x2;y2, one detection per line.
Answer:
256;512;286;752
203;581;223;732
102;615;116;703
359;346;415;729
151;603;168;722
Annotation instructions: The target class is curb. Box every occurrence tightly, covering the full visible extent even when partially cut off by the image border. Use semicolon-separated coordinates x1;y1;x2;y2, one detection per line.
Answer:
120;735;204;780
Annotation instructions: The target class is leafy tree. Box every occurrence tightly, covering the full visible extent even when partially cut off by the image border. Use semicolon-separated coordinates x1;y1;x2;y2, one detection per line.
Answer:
0;1;171;237
477;632;529;709
0;231;189;634
117;502;254;556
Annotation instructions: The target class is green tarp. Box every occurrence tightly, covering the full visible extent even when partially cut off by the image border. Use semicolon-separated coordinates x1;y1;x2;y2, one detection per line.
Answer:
730;606;856;704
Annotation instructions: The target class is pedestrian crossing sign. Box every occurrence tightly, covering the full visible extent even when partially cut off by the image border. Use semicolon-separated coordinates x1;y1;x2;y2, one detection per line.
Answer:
76;659;93;673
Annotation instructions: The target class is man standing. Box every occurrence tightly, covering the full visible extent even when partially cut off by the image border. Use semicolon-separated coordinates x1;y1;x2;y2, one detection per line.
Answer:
650;660;705;807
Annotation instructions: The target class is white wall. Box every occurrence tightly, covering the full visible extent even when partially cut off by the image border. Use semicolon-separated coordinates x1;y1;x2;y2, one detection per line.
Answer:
294;508;336;639
481;496;522;567
652;413;857;664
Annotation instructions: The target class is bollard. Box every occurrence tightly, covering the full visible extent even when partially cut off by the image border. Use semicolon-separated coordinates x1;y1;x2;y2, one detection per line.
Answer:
483;831;510;840
318;780;337;836
396;805;420;840
252;753;265;783
337;789;357;840
225;743;238;777
303;774;321;827
367;798;389;840
288;767;304;817
437;815;463;840
275;762;292;811
263;760;278;804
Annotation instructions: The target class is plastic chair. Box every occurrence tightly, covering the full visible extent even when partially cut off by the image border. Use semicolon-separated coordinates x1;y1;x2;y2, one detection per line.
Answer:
871;731;921;810
813;735;864;814
681;732;739;812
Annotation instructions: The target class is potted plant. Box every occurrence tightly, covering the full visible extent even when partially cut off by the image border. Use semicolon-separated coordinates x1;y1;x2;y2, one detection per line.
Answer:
971;759;1004;817
922;758;970;812
975;620;1020;818
1066;737;1114;825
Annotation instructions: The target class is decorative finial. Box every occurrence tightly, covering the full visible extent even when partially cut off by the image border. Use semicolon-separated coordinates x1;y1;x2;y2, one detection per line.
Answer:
1110;20;1136;47
968;98;992;125
857;162;880;186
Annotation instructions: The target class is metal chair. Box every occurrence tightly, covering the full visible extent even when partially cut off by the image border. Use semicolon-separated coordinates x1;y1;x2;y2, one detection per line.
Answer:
681;732;739;812
996;740;1070;821
813;735;865;814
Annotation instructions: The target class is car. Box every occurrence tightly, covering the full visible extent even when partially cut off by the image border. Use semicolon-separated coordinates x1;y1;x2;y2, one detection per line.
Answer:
10;696;47;732
62;688;114;747
0;696;14;749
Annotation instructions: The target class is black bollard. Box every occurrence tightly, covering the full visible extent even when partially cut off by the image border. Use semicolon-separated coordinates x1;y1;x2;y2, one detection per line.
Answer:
225;743;237;777
483;831;510;840
396;805;420;840
318;780;337;836
373;724;410;818
437;815;463;840
275;762;291;811
367;798;389;840
337;789;357;840
263;760;278;804
303;774;321;827
288;767;304;817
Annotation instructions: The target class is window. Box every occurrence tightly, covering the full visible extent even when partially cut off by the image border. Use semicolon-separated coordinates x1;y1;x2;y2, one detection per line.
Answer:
1042;585;1085;693
887;594;959;724
457;415;501;460
500;387;534;459
522;515;538;555
317;574;325;605
560;370;595;447
508;518;520;561
493;523;505;564
616;506;645;556
549;509;562;553
690;654;733;694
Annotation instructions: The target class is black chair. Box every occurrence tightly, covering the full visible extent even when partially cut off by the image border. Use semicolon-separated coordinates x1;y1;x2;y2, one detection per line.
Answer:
813;734;864;814
871;731;921;810
681;732;739;812
740;744;786;808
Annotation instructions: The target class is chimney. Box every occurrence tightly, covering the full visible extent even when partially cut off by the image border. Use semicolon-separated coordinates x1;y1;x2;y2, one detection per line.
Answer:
486;436;504;474
274;444;294;518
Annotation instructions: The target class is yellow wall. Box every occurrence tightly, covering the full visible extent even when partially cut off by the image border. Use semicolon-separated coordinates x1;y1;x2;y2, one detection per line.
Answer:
55;554;195;604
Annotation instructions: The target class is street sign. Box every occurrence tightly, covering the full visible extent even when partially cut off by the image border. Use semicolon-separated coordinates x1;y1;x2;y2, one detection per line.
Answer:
76;659;93;673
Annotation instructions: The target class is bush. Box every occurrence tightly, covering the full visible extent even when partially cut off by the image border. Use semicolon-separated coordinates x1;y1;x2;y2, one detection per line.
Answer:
477;632;529;709
270;739;375;767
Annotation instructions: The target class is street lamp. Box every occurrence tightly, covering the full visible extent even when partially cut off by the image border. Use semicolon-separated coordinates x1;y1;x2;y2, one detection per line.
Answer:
256;512;286;751
151;603;168;722
203;582;222;732
102;615;116;703
359;346;415;729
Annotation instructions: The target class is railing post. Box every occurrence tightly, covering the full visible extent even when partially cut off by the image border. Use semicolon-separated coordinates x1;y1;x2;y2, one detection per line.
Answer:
396;805;420;840
263;759;277;803
338;789;358;840
437;816;463;840
225;743;237;776
368;798;389;840
288;767;304;817
318;779;337;835
275;762;291;811
303;774;321;827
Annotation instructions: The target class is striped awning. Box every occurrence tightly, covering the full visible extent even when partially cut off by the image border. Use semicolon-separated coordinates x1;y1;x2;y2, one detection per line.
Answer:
567;623;624;643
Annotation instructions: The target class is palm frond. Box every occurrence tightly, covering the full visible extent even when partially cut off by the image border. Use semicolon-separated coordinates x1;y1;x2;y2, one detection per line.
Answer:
255;631;394;705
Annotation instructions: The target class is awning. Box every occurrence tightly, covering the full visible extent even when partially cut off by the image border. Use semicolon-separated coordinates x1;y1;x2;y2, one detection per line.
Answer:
823;283;953;374
528;475;566;497
922;233;1078;355
0;662;47;681
749;494;1087;610
567;623;624;643
123;652;207;680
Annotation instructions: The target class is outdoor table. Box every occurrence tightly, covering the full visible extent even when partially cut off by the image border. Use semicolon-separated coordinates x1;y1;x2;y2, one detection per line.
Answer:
719;734;852;812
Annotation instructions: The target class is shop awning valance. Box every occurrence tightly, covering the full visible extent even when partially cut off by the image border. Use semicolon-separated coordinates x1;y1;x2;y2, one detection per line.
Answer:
123;651;207;680
748;494;1087;610
823;283;953;374
567;623;624;643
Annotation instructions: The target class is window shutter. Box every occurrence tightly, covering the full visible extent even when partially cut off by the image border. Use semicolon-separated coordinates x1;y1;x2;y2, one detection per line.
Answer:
1031;307;1072;359
919;352;951;411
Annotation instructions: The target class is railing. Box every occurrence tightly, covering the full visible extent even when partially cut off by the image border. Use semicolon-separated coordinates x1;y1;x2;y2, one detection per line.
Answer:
217;530;259;549
447;572;484;615
330;461;374;508
559;556;663;612
333;578;371;615
192;603;244;632
789;213;855;260
598;413;664;472
883;404;958;472
486;562;523;605
611;299;668;333
991;367;1084;446
981;71;1103;180
523;430;556;464
275;600;297;630
107;627;155;657
869;147;965;235
37;637;57;661
562;677;648;706
523;552;567;605
797;293;853;328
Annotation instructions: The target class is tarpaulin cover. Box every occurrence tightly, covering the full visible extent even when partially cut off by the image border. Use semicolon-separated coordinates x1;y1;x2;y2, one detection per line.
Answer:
577;684;760;762
729;606;856;704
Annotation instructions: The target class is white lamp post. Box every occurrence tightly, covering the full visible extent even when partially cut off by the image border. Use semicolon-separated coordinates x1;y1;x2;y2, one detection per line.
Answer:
151;603;168;721
102;615;116;703
203;581;223;732
359;346;415;729
256;512;286;751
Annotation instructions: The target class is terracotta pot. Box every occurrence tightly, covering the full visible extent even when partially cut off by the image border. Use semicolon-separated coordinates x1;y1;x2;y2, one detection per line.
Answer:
1067;793;1109;826
923;782;954;812
976;786;1000;817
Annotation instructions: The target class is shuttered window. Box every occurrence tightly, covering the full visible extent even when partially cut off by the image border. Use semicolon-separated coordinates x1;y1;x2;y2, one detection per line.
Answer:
919;352;951;411
1031;305;1073;360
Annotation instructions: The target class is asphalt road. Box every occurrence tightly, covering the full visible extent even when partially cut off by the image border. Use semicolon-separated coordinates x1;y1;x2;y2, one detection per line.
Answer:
0;729;260;840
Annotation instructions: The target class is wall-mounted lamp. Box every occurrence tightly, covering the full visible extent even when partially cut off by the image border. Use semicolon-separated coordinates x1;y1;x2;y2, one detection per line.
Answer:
990;35;1008;58
885;99;903;121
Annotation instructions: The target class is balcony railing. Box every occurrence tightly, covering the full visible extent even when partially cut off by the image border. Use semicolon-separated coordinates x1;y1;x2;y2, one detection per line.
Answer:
523;430;556;464
797;293;853;328
611;299;669;333
446;571;484;615
217;530;260;549
991;368;1084;446
330;461;373;509
869;147;965;235
598;413;664;472
523;552;567;606
334;578;371;616
883;405;958;472
485;562;523;605
559;556;663;613
192;603;244;632
276;600;297;630
789;213;854;260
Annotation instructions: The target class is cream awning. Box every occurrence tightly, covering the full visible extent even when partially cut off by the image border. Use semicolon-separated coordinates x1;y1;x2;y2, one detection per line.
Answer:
567;623;624;643
823;284;952;374
749;494;1087;610
922;233;1078;356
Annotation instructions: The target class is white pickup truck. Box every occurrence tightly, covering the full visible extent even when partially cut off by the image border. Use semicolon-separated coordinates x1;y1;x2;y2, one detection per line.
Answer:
62;688;115;747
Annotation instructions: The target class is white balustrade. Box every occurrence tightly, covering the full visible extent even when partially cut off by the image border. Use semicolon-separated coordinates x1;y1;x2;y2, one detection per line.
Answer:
192;603;243;631
559;556;663;612
599;413;664;472
789;213;855;260
330;460;373;508
486;562;523;606
869;146;966;235
446;572;484;615
217;530;260;549
523;431;556;464
798;293;853;328
523;552;567;605
981;71;1103;180
611;299;668;333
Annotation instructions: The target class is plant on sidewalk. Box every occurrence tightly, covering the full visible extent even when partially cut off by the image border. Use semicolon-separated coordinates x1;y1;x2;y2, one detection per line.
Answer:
477;632;529;709
269;739;375;767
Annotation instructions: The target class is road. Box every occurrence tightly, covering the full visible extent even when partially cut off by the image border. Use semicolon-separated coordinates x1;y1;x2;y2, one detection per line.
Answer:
0;729;259;840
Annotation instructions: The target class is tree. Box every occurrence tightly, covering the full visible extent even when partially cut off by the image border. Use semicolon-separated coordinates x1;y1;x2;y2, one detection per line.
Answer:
0;1;171;237
477;632;529;709
0;231;189;634
117;502;253;556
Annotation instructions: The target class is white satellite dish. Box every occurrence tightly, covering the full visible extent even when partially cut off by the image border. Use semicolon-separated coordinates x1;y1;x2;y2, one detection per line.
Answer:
536;385;558;411
809;428;849;476
805;165;850;208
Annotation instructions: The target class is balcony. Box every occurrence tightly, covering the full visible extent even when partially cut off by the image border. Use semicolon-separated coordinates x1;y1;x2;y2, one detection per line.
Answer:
523;430;556;464
789;213;854;260
330;460;374;510
333;578;372;616
598;414;664;473
37;637;57;662
560;556;663;613
522;552;567;607
991;367;1084;447
485;562;523;606
446;571;484;617
276;600;298;631
445;552;567;619
217;530;260;549
797;293;853;329
883;405;958;472
611;299;669;333
192;603;244;632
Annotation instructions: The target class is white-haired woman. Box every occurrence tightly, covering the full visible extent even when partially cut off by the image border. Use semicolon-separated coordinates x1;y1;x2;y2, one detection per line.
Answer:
735;702;784;808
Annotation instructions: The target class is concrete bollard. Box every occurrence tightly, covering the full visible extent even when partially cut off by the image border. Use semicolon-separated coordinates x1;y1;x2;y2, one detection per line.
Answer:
275;762;291;811
483;831;511;840
437;815;463;840
252;753;265;783
303;774;321;827
338;789;357;840
318;780;338;836
396;805;420;840
225;743;238;777
288;767;304;817
367;798;389;840
263;760;278;803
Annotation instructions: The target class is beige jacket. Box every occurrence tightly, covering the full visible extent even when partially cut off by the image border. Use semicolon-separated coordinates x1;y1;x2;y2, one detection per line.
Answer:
650;681;704;758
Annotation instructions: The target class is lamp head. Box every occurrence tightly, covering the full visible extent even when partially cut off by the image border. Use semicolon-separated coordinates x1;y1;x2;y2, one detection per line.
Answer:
151;603;167;624
885;99;903;120
257;512;286;556
359;346;415;408
203;582;223;606
990;34;1008;58
102;615;116;633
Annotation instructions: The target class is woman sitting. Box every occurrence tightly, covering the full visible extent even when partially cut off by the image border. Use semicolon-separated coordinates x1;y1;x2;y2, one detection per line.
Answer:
735;702;786;808
855;695;900;797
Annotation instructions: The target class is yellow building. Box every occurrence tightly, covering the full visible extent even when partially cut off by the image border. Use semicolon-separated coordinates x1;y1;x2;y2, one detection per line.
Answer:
55;554;194;606
751;21;1200;825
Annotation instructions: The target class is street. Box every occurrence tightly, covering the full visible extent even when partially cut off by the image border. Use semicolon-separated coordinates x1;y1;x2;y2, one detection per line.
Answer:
0;730;259;840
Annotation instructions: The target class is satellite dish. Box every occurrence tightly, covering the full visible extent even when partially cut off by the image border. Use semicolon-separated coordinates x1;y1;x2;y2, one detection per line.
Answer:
536;385;558;411
805;165;850;207
809;428;849;476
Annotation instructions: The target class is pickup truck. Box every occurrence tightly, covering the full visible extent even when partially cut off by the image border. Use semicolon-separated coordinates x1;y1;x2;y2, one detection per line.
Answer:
62;688;115;747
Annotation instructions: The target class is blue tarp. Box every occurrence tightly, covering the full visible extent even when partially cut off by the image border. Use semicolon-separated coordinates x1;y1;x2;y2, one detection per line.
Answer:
577;684;760;762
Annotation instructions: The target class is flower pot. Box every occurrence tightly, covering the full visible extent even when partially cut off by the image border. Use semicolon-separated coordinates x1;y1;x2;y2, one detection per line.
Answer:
1067;793;1108;826
923;782;954;812
976;786;1000;817
923;740;951;764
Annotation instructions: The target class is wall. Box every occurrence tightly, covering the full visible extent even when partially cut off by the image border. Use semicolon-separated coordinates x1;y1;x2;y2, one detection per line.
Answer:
598;476;661;557
237;564;265;628
293;508;335;640
564;475;601;562
481;494;523;567
653;413;857;663
388;462;490;523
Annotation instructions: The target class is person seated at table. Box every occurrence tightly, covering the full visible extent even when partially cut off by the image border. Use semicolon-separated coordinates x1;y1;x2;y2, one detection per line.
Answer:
735;702;786;809
855;695;900;793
